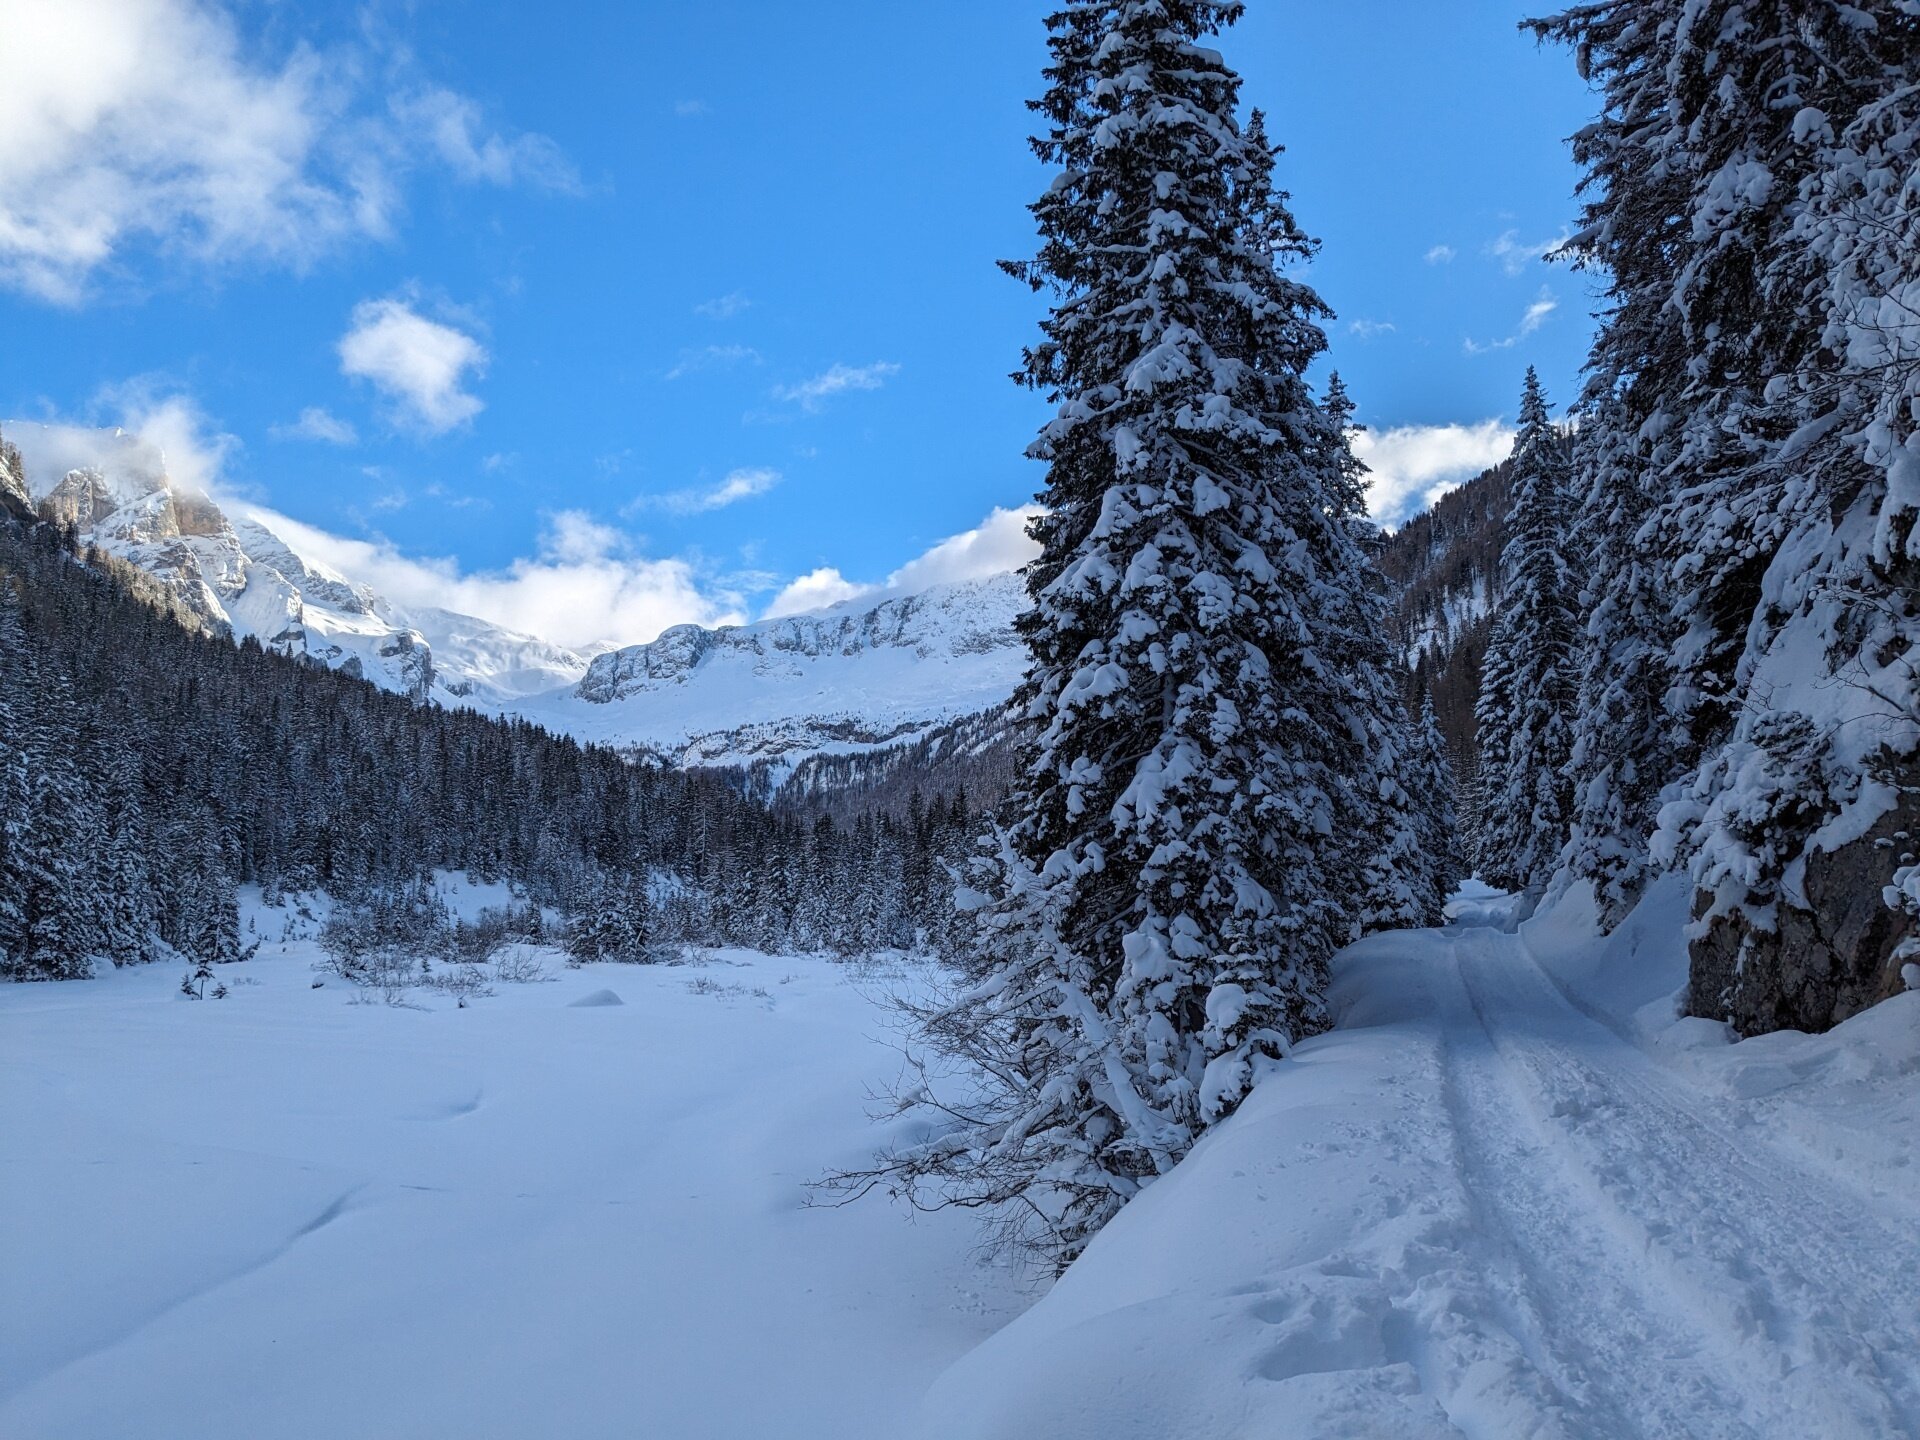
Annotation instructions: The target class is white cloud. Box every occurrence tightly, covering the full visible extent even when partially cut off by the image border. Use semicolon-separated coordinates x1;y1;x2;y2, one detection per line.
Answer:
242;505;744;651
1425;244;1456;264
762;504;1041;619
271;406;357;445
0;0;577;303
1464;288;1560;355
664;344;760;381
1348;319;1396;340
4;385;238;504
634;467;783;516
1351;420;1514;527
1488;228;1570;276
694;290;749;319
886;505;1042;593
772;361;900;412
674;100;710;118
338;298;487;434
107;385;238;494
390;88;580;193
763;567;868;618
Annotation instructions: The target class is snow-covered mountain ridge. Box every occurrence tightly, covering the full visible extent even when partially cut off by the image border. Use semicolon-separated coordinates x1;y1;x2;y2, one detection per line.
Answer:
520;573;1030;769
4;422;588;706
3;421;1032;770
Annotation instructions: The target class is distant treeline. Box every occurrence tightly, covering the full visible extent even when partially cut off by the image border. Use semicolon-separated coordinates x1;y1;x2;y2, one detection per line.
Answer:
0;490;979;980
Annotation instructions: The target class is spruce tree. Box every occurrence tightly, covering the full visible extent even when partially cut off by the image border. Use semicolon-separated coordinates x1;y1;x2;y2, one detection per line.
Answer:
1473;369;1578;895
843;0;1387;1265
1557;397;1677;925
1531;2;1920;1003
1412;690;1465;914
0;586;32;968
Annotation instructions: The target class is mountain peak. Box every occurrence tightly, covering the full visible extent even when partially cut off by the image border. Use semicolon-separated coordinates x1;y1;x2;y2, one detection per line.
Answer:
1;420;586;706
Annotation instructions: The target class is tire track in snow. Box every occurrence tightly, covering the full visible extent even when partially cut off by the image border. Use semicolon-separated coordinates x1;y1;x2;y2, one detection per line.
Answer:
1449;927;1920;1439
1429;931;1764;1440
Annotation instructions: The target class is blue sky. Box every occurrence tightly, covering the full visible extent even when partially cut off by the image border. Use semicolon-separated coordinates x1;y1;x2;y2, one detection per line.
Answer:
0;0;1596;650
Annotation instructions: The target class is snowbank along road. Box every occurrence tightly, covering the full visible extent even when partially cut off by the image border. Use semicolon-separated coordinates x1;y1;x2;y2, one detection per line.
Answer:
919;881;1920;1439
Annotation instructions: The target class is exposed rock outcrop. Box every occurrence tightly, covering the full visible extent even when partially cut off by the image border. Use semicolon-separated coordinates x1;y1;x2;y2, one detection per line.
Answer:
1688;791;1919;1036
576;575;1026;705
41;468;121;530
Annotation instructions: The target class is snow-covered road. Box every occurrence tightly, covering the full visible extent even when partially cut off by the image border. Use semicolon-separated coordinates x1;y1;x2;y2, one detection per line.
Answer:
1434;924;1920;1438
919;883;1920;1439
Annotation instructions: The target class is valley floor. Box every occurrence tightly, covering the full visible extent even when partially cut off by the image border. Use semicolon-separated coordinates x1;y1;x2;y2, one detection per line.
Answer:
0;937;1025;1440
5;882;1917;1439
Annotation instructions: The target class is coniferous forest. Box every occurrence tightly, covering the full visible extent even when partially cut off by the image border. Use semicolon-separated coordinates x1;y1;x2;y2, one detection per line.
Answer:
0;486;980;980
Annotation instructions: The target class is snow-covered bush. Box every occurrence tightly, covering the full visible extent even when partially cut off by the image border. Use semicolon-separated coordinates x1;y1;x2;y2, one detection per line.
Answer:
489;943;551;985
420;963;495;1004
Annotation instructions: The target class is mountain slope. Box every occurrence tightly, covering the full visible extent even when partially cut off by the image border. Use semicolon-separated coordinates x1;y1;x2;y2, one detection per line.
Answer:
4;422;587;705
516;573;1030;769
1378;460;1509;769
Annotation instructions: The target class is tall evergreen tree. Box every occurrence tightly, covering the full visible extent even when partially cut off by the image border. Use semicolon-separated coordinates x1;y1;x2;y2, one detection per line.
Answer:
0;583;34;967
1412;689;1466;915
1531;2;1920;1028
1473;369;1578;895
1557;396;1678;925
842;0;1390;1266
1324;375;1461;932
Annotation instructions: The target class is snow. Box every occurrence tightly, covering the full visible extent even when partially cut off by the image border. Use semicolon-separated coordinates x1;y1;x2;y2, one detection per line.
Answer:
7;883;1915;1439
0;930;1025;1440
914;881;1920;1439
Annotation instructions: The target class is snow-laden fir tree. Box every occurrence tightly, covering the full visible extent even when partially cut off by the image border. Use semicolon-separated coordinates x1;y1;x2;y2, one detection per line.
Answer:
1325;373;1462;932
1473;369;1578;896
0;583;33;970
1521;1;1699;923
1530;0;1920;1029
836;0;1400;1265
1413;688;1465;914
2;613;98;980
1555;394;1678;926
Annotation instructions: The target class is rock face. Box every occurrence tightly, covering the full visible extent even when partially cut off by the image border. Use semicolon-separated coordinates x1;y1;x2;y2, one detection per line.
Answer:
536;573;1030;769
42;468;120;529
1688;794;1919;1036
576;576;1025;704
0;431;28;510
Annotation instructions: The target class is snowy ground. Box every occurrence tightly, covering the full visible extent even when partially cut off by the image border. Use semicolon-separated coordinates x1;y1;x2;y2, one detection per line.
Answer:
917;877;1920;1440
0;927;1024;1440
8;881;1917;1440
